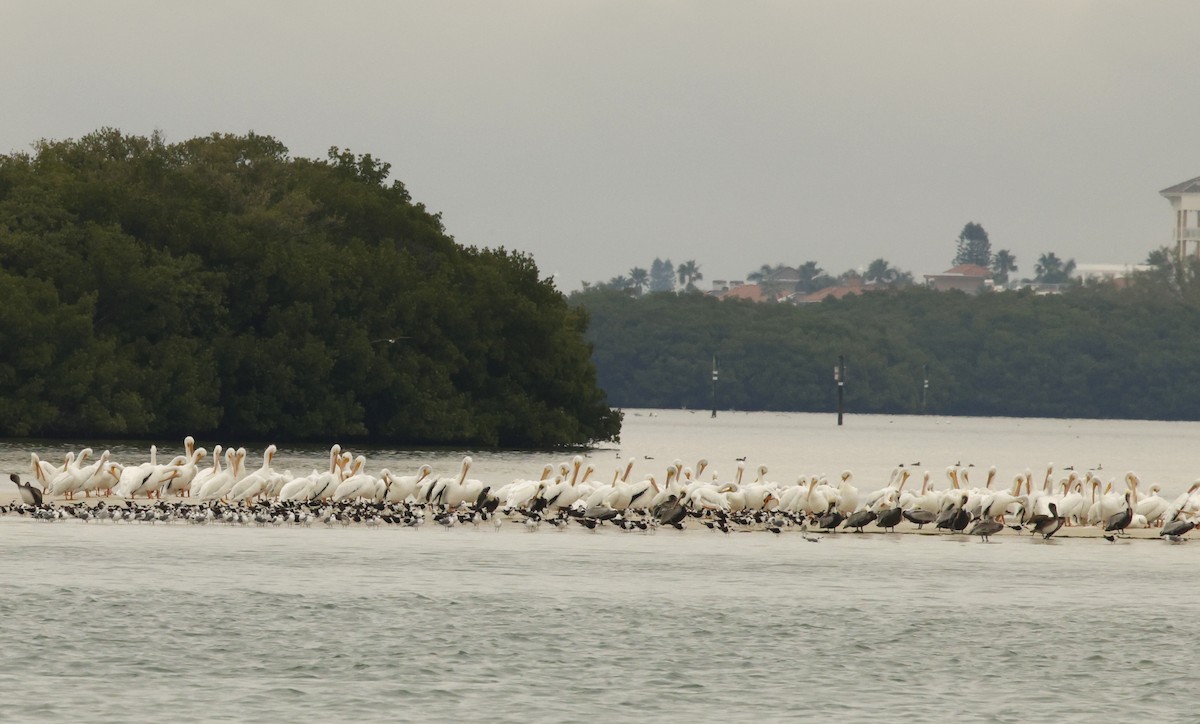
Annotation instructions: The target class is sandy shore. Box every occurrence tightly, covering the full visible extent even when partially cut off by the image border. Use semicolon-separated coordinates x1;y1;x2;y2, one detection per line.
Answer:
0;488;1175;540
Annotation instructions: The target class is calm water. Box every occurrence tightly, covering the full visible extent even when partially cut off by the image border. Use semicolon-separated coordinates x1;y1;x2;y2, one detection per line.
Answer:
2;411;1199;722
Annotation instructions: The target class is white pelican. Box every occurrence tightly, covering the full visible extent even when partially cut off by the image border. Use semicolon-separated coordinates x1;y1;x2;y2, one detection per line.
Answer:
191;445;223;496
227;445;278;502
196;447;239;500
115;446;157;498
30;453;59;492
165;444;207;497
1131;475;1168;527
384;464;434;503
834;470;859;515
979;474;1024;521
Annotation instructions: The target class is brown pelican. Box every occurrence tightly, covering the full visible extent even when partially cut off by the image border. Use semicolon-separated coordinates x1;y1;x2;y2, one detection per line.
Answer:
1103;492;1134;541
1159;517;1195;541
9;473;43;506
843;508;876;532
968;518;1004;542
875;495;903;532
1032;502;1065;540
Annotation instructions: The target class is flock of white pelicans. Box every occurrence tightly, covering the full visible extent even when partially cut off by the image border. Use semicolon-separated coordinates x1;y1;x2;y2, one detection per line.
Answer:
5;436;1200;541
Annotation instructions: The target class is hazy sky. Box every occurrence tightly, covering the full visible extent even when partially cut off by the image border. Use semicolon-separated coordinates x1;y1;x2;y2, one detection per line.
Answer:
5;1;1199;292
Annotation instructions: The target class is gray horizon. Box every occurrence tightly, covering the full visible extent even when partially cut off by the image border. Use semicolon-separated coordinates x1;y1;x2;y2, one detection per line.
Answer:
4;1;1197;293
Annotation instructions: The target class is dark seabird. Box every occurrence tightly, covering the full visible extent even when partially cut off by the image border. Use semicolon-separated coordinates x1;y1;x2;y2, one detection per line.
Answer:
9;473;43;506
968;519;1005;542
1159;518;1196;540
652;495;687;526
583;505;619;521
902;509;937;529
475;487;499;515
1032;503;1065;540
935;505;972;532
950;508;972;532
1104;492;1134;541
843;509;877;532
817;509;845;532
875;503;903;532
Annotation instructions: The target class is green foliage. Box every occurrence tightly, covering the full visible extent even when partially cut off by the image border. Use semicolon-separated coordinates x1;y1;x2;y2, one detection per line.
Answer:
628;267;649;295
991;249;1017;285
676;259;701;292
0;129;619;447
1034;252;1076;284
649;258;675;293
953;222;992;268
571;276;1200;421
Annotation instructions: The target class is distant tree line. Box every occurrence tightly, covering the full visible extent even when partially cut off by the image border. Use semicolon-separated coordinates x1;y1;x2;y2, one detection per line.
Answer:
0;129;620;447
570;257;1200;419
587;222;1084;297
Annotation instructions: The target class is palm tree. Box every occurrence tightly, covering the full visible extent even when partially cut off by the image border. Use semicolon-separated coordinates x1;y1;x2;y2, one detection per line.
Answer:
628;267;649;295
796;261;824;293
991;249;1017;286
746;263;777;284
865;258;898;284
676;259;703;291
1034;253;1076;284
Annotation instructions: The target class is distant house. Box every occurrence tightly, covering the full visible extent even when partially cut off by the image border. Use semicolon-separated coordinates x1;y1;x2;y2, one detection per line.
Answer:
1161;175;1200;261
709;279;745;294
793;278;867;304
924;264;992;294
763;266;801;290
713;283;771;303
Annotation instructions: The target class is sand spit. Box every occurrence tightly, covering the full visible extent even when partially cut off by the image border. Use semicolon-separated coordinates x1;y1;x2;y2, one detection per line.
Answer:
0;490;1180;542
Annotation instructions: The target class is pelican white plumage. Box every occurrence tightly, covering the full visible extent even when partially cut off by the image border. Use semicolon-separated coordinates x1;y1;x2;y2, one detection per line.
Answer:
334;465;386;502
164;438;206;497
130;455;186;498
46;451;78;498
191;445;223;495
195;448;239;500
624;474;661;510
227;445;278;502
1088;479;1127;526
306;447;348;501
911;471;942;514
30;453;59;492
115;446;157;498
834;470;859;515
1164;481;1200;522
980;474;1025;521
777;476;809;513
51;449;108;499
584;464;628;508
203;448;248;501
683;479;731;511
426;456;475;508
384;464;434;503
1131;475;1168;527
1057;480;1086;525
540;457;591;511
803;477;835;516
647;464;683;510
84;460;123;497
863;468;904;510
277;469;319;503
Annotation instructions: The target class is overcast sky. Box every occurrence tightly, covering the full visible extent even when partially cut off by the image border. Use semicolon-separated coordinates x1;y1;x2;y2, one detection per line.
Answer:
5;1;1199;292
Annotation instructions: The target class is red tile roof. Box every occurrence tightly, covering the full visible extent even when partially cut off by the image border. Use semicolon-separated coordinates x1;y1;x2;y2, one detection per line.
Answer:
938;264;991;277
715;283;767;302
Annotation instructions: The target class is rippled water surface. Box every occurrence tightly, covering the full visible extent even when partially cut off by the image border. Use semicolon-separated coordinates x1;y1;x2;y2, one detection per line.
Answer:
3;412;1199;721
